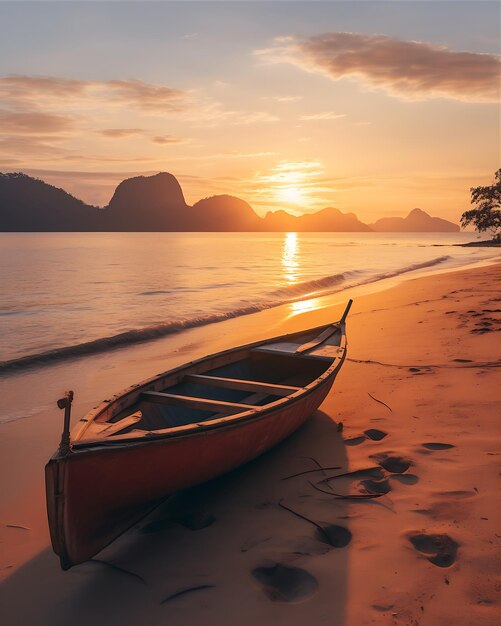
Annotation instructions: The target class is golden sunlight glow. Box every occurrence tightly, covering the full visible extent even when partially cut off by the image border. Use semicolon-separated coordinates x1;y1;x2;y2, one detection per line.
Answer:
289;298;318;316
281;232;299;283
254;161;328;212
278;186;306;205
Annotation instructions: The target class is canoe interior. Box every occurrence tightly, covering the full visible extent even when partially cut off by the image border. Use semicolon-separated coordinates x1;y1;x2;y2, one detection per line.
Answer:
130;353;328;430
74;326;343;444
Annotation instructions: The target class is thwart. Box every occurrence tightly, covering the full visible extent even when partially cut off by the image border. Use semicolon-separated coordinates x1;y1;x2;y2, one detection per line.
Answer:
45;300;352;569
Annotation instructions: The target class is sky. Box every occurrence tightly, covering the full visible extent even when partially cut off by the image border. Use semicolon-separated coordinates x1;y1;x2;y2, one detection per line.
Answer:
0;1;499;221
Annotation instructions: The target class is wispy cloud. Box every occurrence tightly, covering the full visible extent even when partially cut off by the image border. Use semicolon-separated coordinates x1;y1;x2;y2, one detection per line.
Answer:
300;111;346;121
151;135;187;144
196;109;279;126
0;75;88;106
0;74;279;133
104;79;187;112
263;95;304;102
0;75;189;113
0;110;75;134
97;128;144;138
257;32;500;103
0;135;66;157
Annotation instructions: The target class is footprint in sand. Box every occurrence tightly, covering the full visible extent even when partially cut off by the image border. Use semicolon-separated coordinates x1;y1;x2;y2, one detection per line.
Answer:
421;443;455;451
408;532;459;567
390;474;419;485
315;524;352;548
372;453;412;474
360;478;392;494
344;435;366;446
252;562;318;602
364;429;387;441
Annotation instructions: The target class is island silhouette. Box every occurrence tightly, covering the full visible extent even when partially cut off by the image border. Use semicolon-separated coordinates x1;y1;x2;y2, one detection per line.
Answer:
0;171;459;232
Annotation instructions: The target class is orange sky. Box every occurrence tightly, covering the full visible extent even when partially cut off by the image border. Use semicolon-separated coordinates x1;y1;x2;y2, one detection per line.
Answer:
0;2;499;222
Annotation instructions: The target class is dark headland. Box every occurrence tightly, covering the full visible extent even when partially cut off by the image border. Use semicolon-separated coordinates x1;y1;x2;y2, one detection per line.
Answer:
0;171;460;232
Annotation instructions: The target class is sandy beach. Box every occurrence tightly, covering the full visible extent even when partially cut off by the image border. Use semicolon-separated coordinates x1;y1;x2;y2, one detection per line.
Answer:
0;262;500;626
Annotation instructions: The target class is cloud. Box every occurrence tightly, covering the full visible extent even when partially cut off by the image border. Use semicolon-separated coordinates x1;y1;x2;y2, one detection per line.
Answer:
229;111;279;125
104;79;187;112
0;110;75;134
0;75;87;106
257;32;500;103
264;95;304;102
187;104;279;127
300;111;346;121
97;128;144;138
0;75;277;127
0;75;190;113
151;135;187;144
0;135;66;157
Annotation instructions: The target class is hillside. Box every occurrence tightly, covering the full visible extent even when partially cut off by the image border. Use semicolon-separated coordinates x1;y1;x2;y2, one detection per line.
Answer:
191;195;262;231
0;172;460;232
371;208;459;232
263;207;371;232
0;173;102;231
105;172;189;231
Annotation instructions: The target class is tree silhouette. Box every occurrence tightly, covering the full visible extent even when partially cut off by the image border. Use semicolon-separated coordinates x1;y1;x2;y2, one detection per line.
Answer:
461;169;501;241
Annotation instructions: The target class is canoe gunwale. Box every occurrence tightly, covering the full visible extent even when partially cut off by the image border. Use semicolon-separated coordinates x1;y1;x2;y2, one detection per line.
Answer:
71;321;346;438
60;320;346;454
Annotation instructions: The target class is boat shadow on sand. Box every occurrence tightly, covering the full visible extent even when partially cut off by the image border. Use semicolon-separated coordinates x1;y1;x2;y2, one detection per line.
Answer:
0;411;351;626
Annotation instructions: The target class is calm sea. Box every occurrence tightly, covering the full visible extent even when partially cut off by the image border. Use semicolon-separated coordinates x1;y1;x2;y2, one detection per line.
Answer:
0;232;498;367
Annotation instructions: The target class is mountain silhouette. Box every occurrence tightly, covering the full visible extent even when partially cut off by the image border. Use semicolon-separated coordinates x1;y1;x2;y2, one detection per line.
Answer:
106;172;188;231
371;207;459;232
263;207;371;231
191;195;262;231
0;172;102;231
0;171;459;232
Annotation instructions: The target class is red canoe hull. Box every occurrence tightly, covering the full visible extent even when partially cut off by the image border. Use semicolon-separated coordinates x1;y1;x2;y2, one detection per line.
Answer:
46;374;336;569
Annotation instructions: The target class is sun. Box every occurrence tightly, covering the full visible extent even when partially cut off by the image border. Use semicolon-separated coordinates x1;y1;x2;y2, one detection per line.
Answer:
278;185;305;205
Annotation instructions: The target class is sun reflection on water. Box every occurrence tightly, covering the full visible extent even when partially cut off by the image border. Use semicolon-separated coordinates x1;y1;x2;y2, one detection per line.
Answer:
281;232;299;284
289;299;318;315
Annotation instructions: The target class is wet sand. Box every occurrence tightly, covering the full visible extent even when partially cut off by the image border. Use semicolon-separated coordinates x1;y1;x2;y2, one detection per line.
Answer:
0;262;500;626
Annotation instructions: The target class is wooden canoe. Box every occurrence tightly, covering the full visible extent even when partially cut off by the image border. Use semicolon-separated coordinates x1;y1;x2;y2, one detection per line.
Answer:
45;300;352;569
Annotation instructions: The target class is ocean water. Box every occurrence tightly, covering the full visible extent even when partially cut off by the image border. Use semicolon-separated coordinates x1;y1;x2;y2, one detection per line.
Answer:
0;232;498;368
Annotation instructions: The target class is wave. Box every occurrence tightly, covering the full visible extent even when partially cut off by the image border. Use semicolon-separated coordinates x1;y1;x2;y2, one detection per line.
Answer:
269;271;357;298
0;255;450;374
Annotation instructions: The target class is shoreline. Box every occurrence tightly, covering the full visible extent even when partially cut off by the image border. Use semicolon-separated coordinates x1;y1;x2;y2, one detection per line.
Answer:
0;262;500;625
1;250;499;380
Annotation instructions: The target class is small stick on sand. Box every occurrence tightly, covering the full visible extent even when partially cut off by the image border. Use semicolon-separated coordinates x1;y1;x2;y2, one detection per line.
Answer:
282;466;342;481
318;467;383;483
367;392;393;412
160;585;215;604
5;524;31;530
301;456;335;492
308;481;384;499
278;500;333;546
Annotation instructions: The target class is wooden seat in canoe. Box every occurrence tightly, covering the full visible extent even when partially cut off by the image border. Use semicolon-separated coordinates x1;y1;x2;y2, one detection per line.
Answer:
141;390;257;414
253;342;340;360
183;374;301;396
